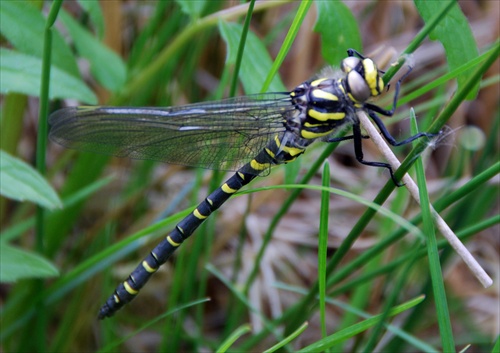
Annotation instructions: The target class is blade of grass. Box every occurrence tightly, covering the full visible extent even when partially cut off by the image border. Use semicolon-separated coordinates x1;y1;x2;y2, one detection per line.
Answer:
260;0;312;93
216;324;252;353
411;110;455;352
27;2;63;352
318;163;330;341
228;0;255;97
298;296;426;352
206;263;290;350
263;322;309;353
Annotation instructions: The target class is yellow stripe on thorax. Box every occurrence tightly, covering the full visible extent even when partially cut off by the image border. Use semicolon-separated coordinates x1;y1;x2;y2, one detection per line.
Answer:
309;108;345;122
301;129;334;139
310;78;327;87
311;89;338;102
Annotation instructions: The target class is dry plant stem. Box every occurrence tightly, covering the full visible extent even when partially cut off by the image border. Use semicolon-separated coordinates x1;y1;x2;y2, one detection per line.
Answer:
357;110;493;288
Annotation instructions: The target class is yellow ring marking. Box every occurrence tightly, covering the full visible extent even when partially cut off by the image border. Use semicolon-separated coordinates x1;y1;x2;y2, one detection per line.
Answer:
282;145;304;156
193;208;208;219
221;183;237;194
113;294;120;303
238;172;245;180
142;260;157;273
206;197;213;206
250;159;270;171
265;148;276;158
124;281;139;295
167;235;181;247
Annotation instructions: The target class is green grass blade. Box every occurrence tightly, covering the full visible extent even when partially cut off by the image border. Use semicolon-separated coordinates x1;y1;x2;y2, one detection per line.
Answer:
318;163;330;341
411;109;455;352
298;296;426;352
264;322;309;353
260;0;312;93
216;324;252;353
228;0;255;97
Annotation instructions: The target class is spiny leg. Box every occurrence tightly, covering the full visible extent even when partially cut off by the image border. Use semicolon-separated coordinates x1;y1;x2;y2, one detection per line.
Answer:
367;110;440;146
351;122;403;186
326;134;369;143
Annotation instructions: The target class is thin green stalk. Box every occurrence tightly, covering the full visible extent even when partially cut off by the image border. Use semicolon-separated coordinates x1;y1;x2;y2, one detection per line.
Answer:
383;0;455;83
411;112;455;352
228;0;255;97
319;163;330;342
260;0;312;92
29;2;63;352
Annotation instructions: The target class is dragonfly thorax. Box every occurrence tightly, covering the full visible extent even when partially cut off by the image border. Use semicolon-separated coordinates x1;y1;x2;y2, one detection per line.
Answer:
289;76;355;141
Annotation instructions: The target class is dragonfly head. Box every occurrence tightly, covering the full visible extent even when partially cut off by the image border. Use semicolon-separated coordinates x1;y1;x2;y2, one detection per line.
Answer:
341;55;385;103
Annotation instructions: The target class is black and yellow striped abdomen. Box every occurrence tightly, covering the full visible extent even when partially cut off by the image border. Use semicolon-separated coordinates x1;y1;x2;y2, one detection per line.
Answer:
98;133;305;318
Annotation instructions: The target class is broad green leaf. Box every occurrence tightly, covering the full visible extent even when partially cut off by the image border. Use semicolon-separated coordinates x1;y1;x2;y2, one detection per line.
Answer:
314;1;362;66
0;1;79;77
219;21;286;93
0;150;62;210
0;243;59;283
59;10;127;93
414;0;479;100
77;0;105;39
0;49;97;104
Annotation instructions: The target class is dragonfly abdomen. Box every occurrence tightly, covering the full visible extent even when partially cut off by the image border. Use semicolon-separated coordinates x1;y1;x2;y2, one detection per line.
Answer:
98;132;305;318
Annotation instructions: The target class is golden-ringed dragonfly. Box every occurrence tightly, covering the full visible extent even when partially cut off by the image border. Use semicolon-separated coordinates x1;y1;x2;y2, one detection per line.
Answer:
49;49;438;319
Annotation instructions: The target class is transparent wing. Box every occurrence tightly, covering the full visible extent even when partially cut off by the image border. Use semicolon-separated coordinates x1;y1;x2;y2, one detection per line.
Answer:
49;93;292;173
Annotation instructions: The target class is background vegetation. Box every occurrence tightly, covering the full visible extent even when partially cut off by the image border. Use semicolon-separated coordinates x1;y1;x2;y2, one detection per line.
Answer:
1;1;498;352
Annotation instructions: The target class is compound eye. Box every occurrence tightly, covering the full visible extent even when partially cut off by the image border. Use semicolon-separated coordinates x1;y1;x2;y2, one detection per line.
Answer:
341;57;361;74
347;70;370;102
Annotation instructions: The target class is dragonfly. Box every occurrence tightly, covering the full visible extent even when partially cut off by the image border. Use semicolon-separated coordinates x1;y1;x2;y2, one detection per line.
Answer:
49;49;437;319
